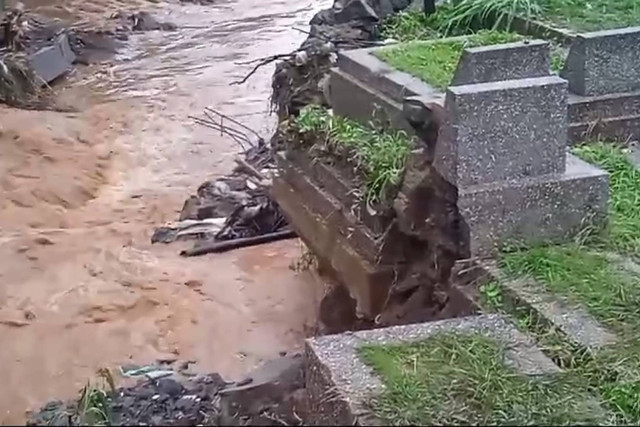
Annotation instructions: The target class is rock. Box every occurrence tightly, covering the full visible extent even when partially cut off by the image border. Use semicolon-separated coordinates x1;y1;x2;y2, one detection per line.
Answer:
310;9;336;26
156;378;183;397
334;0;379;24
174;395;197;411
219;354;304;425
368;0;395;18
179;195;200;221
34;236;54;245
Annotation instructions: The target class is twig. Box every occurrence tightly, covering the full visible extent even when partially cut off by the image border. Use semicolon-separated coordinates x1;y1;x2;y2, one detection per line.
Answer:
234;155;266;181
231;50;300;86
292;26;329;41
189;116;251;150
180;229;297;257
204;106;262;141
235;52;296;66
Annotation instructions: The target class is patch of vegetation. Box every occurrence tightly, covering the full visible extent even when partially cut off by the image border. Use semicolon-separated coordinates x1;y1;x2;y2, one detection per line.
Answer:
380;0;543;40
379;10;445;41
501;246;640;331
538;0;640;32
375;30;523;90
293;106;413;204
360;333;608;425
482;141;640;423
381;0;640;46
76;368;116;426
550;43;568;72
437;0;543;36
574;142;640;258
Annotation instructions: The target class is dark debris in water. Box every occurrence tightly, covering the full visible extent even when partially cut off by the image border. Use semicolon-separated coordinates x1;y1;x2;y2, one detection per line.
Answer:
28;354;307;426
28;374;227;426
152;111;294;255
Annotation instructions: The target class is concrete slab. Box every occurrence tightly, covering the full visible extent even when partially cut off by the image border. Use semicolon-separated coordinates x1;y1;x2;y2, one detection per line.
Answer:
459;154;609;256
272;177;397;317
568;90;640;144
337;47;442;103
480;261;617;350
29;33;76;84
561;27;640;96
569;114;640;144
276;153;407;264
329;67;413;134
305;314;560;425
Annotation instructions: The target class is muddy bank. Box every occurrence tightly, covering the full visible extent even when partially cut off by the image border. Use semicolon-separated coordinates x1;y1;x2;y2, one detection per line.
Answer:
0;0;329;423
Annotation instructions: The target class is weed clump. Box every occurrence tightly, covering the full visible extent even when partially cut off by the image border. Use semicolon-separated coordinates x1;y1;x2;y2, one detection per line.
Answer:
291;106;414;204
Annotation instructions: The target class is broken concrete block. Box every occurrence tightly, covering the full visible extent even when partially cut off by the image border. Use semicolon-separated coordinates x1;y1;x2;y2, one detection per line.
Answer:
435;76;568;187
451;40;551;86
29;33;76;84
271;177;397;318
561;27;640;96
219;354;304;425
305;314;560;425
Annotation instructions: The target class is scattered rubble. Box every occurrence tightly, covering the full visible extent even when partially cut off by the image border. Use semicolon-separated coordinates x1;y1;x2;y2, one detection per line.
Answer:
28;354;307;426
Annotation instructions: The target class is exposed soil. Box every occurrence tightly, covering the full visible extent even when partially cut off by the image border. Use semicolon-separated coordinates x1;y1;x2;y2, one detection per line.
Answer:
0;0;330;423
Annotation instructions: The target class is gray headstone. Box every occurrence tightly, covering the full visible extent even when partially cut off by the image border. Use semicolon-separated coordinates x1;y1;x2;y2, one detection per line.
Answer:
29;33;76;84
451;40;551;87
435;75;568;187
561;27;640;96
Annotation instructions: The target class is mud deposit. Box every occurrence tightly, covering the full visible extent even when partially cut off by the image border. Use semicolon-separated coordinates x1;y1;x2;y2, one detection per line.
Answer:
0;0;329;423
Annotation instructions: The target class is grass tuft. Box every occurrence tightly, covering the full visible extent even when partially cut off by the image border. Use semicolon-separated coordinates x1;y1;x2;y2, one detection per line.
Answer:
437;0;543;36
375;30;523;90
379;10;445;41
293;106;413;204
490;141;640;423
574;142;640;258
360;333;608;425
538;0;640;32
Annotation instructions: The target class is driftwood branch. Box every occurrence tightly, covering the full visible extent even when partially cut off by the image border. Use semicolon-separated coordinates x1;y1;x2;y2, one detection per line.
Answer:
234;155;266;181
180;229;297;257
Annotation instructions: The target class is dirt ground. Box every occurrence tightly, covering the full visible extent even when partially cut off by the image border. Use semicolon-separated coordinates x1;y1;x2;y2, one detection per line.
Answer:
0;0;329;423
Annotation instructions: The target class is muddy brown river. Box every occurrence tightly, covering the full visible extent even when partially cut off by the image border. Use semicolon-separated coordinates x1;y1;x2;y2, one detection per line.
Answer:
0;0;330;423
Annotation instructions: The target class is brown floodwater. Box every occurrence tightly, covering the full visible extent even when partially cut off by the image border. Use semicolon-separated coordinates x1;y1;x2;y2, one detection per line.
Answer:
0;0;330;423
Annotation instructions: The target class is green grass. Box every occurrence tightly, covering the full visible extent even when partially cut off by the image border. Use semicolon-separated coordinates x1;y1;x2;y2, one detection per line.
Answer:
498;142;640;333
501;246;640;332
574;143;640;258
360;333;608;425
379;10;446;42
293;106;413;204
480;278;640;424
380;0;640;47
538;0;640;32
485;141;640;423
375;30;523;90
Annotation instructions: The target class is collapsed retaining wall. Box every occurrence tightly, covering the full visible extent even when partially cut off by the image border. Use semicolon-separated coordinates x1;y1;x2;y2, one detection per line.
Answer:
273;33;611;324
